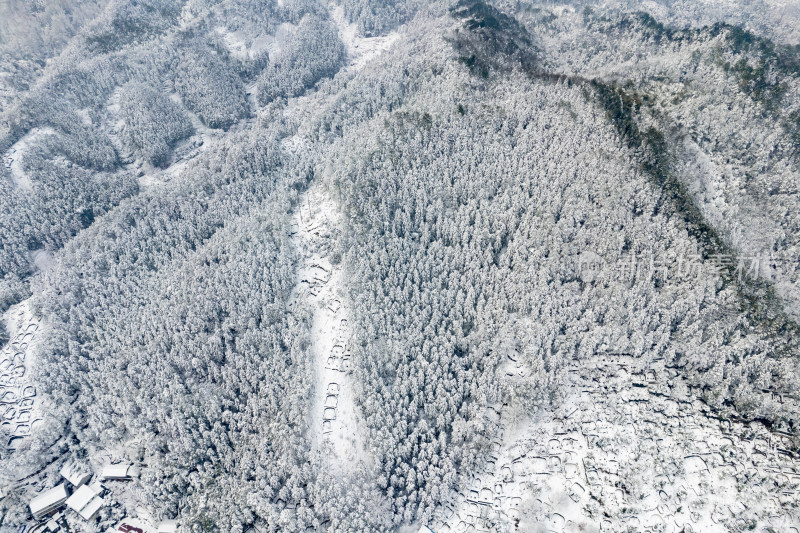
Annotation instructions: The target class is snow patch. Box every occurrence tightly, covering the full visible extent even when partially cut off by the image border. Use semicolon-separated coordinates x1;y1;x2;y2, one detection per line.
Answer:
216;22;294;62
215;26;250;61
264;22;296;59
330;4;400;72
31;249;55;273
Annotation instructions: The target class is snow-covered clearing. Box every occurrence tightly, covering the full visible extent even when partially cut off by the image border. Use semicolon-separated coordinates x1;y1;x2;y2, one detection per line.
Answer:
289;181;366;472
105;89;132;161
330;4;400;73
215;27;251;61
276;24;400;470
1;299;43;456
31;249;55;273
215;23;290;62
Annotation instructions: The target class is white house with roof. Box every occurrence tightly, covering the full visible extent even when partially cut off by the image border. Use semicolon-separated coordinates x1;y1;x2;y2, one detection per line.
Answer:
112;517;152;532
29;484;68;520
65;484;105;520
60;463;92;488
100;463;139;481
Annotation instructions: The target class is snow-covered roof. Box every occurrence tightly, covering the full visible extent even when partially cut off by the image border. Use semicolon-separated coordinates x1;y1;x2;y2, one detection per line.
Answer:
78;495;104;520
60;463;92;487
66;485;96;513
100;463;137;480
30;484;68;519
114;518;151;533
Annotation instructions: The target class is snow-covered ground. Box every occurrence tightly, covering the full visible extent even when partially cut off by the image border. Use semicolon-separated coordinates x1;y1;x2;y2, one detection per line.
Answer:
0;299;43;456
215;22;291;62
3;127;56;191
429;355;800;533
275;20;402;470
289;181;366;472
31;249;55;273
330;4;400;73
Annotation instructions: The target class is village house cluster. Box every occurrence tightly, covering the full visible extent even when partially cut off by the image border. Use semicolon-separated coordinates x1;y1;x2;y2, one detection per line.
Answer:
26;461;152;531
0;306;180;533
23;460;179;533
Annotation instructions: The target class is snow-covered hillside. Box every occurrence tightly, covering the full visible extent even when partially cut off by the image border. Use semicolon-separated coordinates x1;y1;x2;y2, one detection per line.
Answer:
1;0;799;531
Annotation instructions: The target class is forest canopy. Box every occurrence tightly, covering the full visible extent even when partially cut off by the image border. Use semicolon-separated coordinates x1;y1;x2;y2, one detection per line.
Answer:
2;0;800;531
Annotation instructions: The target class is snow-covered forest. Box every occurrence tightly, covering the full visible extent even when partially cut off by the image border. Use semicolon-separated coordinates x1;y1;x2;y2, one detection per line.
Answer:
1;0;800;532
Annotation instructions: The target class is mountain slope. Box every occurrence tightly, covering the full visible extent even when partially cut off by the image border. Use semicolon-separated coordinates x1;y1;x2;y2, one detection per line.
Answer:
1;1;799;531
